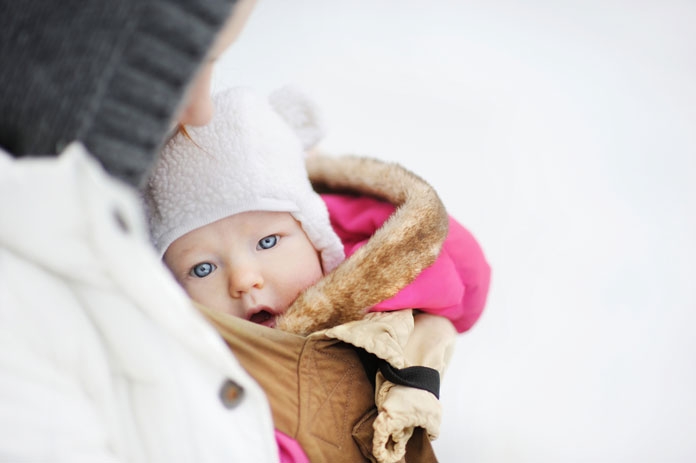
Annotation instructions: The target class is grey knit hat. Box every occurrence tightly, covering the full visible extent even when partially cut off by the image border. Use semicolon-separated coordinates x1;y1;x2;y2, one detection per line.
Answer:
0;0;238;187
144;86;345;274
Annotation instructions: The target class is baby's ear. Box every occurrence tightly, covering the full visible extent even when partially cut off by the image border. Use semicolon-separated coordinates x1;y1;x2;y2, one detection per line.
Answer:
269;85;326;152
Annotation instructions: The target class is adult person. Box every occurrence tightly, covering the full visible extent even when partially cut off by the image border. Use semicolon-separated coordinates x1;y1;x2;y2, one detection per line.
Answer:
0;0;280;461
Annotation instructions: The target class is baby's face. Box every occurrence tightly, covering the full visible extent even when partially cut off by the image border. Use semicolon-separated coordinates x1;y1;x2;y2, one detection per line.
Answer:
164;211;324;328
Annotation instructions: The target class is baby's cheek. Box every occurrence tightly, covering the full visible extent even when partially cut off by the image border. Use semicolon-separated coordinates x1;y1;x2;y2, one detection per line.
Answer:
184;281;215;306
289;269;322;300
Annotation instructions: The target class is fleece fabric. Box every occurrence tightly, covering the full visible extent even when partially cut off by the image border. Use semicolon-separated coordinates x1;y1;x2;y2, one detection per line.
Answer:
144;87;345;273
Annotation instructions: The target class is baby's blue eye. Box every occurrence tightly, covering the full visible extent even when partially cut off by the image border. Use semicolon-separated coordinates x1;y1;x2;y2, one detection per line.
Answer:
191;262;215;278
258;235;278;250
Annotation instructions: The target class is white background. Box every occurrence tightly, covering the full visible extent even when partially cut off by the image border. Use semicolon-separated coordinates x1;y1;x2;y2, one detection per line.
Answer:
214;1;696;462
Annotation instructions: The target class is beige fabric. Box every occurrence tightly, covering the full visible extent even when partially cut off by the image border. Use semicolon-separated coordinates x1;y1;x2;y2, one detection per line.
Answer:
405;313;458;376
325;310;415;368
373;379;443;463
199;304;442;463
326;311;456;463
199;304;376;462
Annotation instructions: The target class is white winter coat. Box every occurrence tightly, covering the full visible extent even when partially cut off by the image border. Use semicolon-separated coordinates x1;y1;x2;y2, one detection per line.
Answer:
0;144;279;463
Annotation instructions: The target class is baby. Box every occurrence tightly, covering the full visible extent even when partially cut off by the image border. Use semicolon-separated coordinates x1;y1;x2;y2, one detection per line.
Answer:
145;86;344;330
144;86;490;463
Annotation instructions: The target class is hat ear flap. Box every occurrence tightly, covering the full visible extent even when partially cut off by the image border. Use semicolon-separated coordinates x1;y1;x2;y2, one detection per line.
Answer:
269;85;326;152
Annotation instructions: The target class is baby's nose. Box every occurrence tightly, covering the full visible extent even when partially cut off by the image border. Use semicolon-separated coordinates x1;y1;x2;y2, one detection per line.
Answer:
227;262;263;297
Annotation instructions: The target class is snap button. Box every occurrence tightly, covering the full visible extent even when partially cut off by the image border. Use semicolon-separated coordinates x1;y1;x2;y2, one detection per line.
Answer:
219;379;244;409
112;208;130;233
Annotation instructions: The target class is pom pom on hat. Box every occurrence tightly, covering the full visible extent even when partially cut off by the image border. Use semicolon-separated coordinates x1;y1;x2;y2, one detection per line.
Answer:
143;86;345;274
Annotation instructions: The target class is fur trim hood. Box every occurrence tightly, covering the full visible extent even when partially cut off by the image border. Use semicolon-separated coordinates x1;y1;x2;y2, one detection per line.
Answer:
276;154;450;335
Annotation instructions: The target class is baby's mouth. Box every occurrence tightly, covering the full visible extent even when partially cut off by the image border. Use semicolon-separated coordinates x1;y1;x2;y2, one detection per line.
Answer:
248;309;276;328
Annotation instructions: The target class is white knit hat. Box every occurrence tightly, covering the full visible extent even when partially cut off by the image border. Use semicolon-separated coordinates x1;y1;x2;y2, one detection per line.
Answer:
143;86;345;274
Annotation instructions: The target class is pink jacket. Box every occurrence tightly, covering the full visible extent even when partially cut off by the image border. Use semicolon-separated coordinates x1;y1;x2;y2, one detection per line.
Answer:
323;193;491;333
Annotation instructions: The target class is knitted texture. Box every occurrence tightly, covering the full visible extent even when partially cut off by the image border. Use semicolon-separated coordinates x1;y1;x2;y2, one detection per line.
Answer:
0;0;236;187
144;86;345;274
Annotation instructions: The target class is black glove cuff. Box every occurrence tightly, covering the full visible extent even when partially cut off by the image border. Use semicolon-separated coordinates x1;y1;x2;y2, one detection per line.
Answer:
378;360;440;399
